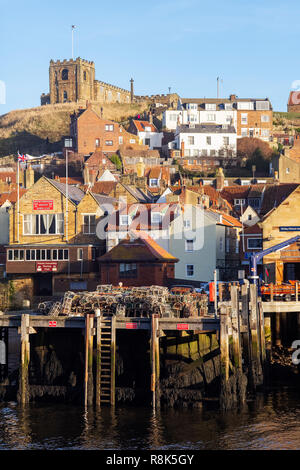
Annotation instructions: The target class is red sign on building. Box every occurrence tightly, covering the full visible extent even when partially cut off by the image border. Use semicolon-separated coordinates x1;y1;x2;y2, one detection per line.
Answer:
48;321;57;327
177;324;189;330
33;200;54;210
126;323;138;329
36;262;58;272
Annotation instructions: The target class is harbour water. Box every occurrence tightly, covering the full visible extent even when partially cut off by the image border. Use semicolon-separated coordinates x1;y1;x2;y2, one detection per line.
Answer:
1;386;300;450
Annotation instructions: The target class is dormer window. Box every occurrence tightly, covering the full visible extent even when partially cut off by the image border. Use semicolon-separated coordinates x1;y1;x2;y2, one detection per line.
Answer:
149;178;159;187
205;103;216;111
144;126;152;132
234;198;246;206
120;215;131;226
151;212;162;224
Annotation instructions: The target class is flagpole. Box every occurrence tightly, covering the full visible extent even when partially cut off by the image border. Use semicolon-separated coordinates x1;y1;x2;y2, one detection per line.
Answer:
66;150;68;243
17;154;20;243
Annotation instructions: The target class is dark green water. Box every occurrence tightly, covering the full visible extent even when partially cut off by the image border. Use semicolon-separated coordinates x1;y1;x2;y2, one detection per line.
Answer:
1;387;300;450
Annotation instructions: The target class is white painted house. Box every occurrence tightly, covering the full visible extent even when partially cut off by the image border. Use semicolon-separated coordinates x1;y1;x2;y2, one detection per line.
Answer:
105;203;239;282
162;100;237;131
128;120;163;149
170;124;237;158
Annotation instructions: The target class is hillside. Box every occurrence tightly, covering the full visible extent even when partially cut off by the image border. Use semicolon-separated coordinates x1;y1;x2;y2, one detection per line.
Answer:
273;111;300;134
0;101;149;158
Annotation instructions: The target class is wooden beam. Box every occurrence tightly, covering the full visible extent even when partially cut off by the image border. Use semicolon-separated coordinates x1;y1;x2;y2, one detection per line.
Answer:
220;306;229;383
19;314;30;405
110;316;116;407
96;316;101;408
231;286;242;371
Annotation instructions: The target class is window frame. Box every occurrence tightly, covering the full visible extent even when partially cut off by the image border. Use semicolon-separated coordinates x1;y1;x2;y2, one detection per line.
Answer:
186;264;194;277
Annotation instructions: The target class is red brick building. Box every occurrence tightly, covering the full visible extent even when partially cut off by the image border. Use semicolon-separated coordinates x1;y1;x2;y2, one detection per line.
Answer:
65;103;141;159
98;235;178;287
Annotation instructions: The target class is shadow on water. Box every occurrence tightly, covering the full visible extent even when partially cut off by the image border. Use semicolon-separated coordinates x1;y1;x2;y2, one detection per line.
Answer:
1;387;300;450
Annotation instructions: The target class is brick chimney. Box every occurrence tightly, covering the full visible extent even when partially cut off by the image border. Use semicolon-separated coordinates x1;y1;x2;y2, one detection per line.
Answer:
216;167;225;190
149;112;153;125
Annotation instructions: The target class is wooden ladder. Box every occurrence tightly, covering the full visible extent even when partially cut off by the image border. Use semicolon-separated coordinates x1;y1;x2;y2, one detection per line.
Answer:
96;316;116;406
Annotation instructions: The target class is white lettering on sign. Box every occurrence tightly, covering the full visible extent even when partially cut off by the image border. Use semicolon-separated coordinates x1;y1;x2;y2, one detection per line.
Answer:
48;321;57;327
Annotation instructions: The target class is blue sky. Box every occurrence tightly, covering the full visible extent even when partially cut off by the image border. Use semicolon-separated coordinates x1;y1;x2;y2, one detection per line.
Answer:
0;0;299;115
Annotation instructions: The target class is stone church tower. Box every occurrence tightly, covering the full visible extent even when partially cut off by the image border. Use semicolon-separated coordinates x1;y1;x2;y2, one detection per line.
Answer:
49;58;95;104
41;57;132;106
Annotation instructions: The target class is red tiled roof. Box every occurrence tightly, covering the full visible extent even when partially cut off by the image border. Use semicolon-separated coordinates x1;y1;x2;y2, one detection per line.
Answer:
99;234;178;263
242;223;262;234
85;151;116;170
132;120;158;133
57;177;83;185
82;181;117;195
0;189;27;206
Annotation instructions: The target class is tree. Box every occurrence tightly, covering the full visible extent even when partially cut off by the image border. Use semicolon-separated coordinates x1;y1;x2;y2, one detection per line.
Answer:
109;154;122;171
237;137;274;160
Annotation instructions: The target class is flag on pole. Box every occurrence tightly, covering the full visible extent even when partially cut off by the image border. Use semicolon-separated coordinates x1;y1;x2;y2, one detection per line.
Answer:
17;151;27;162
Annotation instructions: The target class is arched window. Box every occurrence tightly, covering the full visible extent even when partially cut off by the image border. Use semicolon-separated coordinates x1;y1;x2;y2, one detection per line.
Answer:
63;91;68;102
83;71;87;81
107;90;112;102
62;69;69;80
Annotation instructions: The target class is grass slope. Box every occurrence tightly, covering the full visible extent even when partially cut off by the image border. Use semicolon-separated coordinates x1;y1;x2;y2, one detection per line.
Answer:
0;101;149;157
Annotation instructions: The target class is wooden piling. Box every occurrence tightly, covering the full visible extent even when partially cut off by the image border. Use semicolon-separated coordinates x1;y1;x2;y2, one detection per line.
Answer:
230;286;242;371
154;316;160;409
264;316;272;382
270;283;274;302
96;316;101;408
275;312;281;346
110;316;116;407
19;314;30;405
249;284;263;387
150;315;161;409
84;314;94;407
0;327;8;384
220;306;229;383
241;284;251;369
258;299;266;373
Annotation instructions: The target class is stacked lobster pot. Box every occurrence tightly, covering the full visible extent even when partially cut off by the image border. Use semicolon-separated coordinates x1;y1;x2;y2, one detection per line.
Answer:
37;285;208;318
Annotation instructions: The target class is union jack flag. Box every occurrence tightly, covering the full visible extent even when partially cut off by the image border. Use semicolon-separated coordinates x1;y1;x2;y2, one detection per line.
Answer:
17;151;27;162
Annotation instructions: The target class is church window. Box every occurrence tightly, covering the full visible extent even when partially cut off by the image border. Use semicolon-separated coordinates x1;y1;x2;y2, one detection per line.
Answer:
62;69;69;80
63;91;68;102
83;71;87;81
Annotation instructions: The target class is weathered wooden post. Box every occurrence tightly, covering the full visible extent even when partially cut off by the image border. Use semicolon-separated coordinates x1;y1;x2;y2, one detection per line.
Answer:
0;327;8;385
220;305;230;410
154;316;160;409
150;315;161;409
230;286;242;371
241;284;251;370
84;314;94;407
258;299;266;374
249;284;263;388
264;315;272;382
19;314;30;405
275;313;281;346
110;316;116;407
270;283;274;302
151;315;156;409
96;315;101;408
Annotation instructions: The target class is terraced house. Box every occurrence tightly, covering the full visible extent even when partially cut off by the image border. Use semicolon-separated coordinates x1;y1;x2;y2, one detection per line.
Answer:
5;176;116;305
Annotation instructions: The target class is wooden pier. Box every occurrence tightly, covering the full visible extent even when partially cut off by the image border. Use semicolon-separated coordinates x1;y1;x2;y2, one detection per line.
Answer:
0;283;295;409
0;312;220;408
